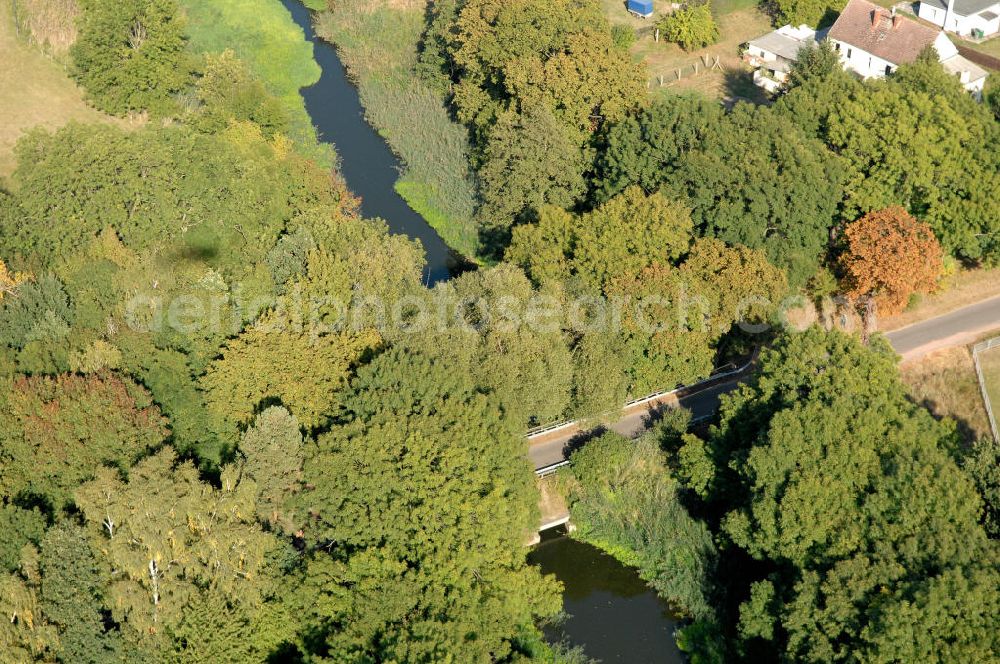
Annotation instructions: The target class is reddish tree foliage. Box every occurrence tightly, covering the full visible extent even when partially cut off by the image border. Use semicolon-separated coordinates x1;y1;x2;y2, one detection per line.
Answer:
840;207;943;317
0;372;167;509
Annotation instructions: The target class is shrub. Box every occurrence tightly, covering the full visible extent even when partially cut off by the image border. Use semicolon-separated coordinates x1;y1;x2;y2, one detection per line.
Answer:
176;0;324;158
569;433;717;618
658;3;719;51
611;23;636;50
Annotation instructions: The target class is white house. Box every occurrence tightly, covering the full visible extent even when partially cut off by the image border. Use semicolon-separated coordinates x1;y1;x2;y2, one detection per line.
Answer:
828;0;987;95
744;25;819;92
918;0;1000;38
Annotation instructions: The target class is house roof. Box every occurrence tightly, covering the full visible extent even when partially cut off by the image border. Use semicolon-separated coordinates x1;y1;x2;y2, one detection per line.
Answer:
941;53;988;81
921;0;999;18
747;25;818;60
829;0;940;65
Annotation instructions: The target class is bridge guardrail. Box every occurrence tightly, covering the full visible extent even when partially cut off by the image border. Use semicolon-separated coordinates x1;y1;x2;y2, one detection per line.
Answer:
526;351;757;441
535;460;571;478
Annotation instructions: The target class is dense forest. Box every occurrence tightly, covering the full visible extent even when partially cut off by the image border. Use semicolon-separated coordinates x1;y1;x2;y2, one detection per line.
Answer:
0;0;998;662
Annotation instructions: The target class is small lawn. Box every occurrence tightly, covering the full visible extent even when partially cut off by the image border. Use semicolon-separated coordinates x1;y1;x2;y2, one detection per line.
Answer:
978;343;1000;432
900;346;992;445
959;34;1000;61
601;0;774;103
0;1;124;180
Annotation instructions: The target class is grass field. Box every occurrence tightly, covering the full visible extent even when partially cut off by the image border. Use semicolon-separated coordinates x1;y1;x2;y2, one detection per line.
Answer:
977;344;1000;434
960;34;1000;61
0;1;123;180
315;2;480;258
900;346;993;445
175;0;330;165
601;0;772;103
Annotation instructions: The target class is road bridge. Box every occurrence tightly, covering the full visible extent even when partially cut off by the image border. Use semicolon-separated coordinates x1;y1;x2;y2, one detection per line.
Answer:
529;295;1000;537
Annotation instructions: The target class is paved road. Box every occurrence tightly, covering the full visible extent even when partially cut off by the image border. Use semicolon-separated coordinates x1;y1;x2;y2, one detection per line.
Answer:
528;376;743;470
885;294;1000;359
530;294;1000;470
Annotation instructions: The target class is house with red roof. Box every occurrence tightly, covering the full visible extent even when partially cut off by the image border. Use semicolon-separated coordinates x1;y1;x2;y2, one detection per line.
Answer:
827;0;987;95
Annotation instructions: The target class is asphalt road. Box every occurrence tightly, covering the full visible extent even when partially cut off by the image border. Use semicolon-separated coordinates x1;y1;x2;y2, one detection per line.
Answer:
528;377;742;470
529;294;1000;470
885;294;1000;359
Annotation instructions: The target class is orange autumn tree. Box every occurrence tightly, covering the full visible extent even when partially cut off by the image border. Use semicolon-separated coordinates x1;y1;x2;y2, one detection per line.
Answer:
0;259;30;301
839;207;943;316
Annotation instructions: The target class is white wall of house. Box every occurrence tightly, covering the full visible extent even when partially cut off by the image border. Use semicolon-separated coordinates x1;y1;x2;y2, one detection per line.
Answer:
934;31;960;57
752;69;786;92
965;11;1000;35
918;1;1000;36
829;39;900;78
746;44;779;62
829;31;985;96
918;2;946;25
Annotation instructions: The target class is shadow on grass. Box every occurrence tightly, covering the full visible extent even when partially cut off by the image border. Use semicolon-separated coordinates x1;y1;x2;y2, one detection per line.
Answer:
722;67;772;106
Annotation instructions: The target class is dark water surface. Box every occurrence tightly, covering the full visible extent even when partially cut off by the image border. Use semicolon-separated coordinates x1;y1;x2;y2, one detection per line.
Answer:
282;0;460;284
529;533;684;663
282;4;681;660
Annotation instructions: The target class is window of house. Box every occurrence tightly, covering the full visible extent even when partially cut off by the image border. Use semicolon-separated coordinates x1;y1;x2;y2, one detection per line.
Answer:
847;47;853;58
885;64;892;75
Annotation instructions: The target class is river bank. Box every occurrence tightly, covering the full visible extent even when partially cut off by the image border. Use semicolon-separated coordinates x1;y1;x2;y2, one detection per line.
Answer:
281;0;466;284
307;1;481;259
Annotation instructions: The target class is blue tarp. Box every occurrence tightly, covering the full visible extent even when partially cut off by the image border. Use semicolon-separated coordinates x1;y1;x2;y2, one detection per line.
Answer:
627;0;654;15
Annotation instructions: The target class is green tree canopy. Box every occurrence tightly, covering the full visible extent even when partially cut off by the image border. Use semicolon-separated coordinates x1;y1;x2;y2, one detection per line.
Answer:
701;328;1000;662
604;238;786;394
297;345;561;660
425;264;576;425
0;571;58;663
39;523;134;663
6;123;339;276
769;0;841;28
592;98;842;286
71;0;190;115
236;406;304;534
190;50;289;137
668;104;842;287
477;106;588;227
779;52;1000;264
507;187;694;293
450;0;645;145
785;40;843;90
74;449;277;647
657;3;719;51
591;94;723;204
201;312;381;432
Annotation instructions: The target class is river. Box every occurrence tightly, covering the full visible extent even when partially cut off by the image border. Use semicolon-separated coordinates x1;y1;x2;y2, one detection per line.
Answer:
282;0;460;285
282;3;682;660
529;532;684;663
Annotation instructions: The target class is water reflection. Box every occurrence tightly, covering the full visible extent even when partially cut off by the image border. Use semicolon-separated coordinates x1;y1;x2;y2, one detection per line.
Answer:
528;532;683;663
